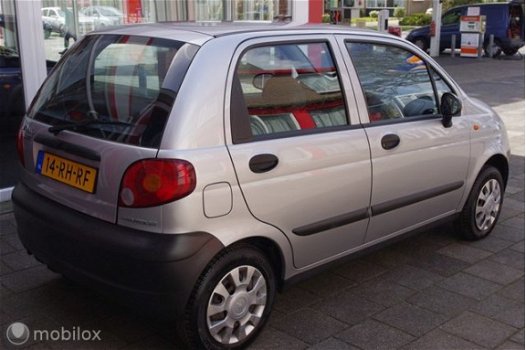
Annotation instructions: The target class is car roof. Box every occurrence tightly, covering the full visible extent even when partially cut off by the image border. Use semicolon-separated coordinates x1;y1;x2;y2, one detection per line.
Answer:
90;22;393;46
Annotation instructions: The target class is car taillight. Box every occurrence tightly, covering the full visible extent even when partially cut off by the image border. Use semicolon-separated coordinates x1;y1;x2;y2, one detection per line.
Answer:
16;127;24;165
119;159;196;208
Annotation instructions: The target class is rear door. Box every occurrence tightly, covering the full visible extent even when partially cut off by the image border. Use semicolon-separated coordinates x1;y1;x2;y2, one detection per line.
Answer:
440;7;464;49
340;37;470;243
20;34;198;228
226;36;372;269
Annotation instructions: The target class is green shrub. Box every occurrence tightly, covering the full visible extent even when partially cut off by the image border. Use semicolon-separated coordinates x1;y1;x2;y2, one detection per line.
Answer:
394;7;405;19
399;13;431;26
369;10;379;19
322;13;331;23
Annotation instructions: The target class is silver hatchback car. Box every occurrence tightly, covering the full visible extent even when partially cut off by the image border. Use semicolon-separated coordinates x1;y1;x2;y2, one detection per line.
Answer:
14;23;509;349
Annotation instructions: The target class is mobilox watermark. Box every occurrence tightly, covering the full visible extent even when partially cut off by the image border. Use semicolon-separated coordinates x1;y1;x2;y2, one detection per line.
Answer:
6;322;101;345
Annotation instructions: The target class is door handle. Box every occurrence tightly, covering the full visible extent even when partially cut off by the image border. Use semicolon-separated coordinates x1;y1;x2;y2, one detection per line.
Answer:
249;154;279;173
381;134;400;150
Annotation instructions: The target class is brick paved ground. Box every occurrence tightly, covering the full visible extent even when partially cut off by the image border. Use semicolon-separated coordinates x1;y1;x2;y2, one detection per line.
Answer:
0;53;524;349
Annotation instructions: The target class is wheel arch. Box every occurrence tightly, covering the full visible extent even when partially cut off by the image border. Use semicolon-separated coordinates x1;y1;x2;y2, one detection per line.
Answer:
229;236;286;290
483;154;509;188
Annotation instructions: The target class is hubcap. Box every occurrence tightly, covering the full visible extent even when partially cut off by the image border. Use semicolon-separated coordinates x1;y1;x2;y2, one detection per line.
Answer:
475;179;501;231
206;265;267;345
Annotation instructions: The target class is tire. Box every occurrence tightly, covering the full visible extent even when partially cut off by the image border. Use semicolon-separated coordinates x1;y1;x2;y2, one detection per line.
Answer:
484;40;502;58
179;245;276;349
44;28;51;39
457;166;504;240
413;37;428;51
502;48;518;56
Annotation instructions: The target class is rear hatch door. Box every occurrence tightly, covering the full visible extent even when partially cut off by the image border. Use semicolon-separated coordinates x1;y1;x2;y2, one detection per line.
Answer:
19;33;198;224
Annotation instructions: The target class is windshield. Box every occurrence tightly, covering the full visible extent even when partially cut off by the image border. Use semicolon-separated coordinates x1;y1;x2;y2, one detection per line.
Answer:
28;34;198;148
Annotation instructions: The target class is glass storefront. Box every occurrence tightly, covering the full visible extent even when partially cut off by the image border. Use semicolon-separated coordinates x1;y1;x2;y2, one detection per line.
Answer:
0;0;22;188
0;0;292;191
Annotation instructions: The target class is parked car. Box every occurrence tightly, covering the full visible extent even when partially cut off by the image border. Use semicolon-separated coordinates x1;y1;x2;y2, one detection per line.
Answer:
0;46;55;134
406;0;524;57
41;7;65;34
13;23;510;349
80;5;124;28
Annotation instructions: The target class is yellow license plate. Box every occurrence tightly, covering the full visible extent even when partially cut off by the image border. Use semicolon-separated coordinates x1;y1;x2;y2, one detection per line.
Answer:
36;151;98;193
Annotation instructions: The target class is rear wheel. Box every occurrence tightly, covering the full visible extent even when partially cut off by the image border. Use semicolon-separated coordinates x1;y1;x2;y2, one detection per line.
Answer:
180;245;276;349
502;48;519;56
484;40;502;58
457;166;504;240
413;37;428;51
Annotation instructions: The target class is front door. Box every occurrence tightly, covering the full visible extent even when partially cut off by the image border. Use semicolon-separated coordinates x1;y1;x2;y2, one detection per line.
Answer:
343;39;470;243
226;37;371;269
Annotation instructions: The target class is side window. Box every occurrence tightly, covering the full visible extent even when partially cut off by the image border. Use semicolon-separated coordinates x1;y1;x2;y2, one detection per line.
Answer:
442;9;462;25
347;42;439;123
234;42;348;138
430;69;453;102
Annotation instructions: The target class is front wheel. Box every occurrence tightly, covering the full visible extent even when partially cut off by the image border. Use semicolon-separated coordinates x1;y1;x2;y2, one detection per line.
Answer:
180;245;276;349
457;166;504;240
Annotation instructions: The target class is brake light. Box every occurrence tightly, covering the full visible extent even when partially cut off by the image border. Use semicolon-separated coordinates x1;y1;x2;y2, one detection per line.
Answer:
16;127;24;165
119;159;196;208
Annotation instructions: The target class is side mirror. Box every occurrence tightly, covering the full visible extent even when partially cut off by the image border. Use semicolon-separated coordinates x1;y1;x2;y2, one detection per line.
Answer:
252;73;273;90
440;92;461;128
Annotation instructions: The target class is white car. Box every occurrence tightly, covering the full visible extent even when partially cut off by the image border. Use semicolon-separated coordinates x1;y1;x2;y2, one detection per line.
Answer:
80;6;124;28
41;7;65;34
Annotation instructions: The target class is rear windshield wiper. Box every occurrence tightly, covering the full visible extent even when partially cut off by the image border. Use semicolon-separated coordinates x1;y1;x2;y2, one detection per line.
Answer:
48;120;132;135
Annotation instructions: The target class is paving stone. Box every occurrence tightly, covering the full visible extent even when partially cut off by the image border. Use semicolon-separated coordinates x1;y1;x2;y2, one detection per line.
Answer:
406;286;477;317
297;272;356;297
493;303;525;329
496;341;524;350
509;241;525;253
334;260;388;283
0;218;17;236
46;330;126;350
493;225;525;243
307;337;358;350
350;279;415;307
373;302;448;337
408;252;470;277
96;315;157;343
0;238;17;256
466;235;514;253
1;266;59;293
437;243;492;264
509;191;525;202
313;290;384;325
122;335;185;350
510;329;525;345
490;249;525;270
1;315;60;349
381;264;443;291
2;251;42;271
272;308;347;345
500;217;525;230
2;234;24;251
438;272;502;300
392;240;443;259
402;329;484;350
274;287;320;314
497;278;525;301
500;207;523;221
502;197;525;211
249;327;309;350
464;259;523;285
471;294;521;319
440;311;517;348
363;247;414;268
0;260;13;276
335;319;414;350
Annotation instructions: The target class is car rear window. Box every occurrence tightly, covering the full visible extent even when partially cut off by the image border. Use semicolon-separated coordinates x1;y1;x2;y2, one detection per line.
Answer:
28;34;198;148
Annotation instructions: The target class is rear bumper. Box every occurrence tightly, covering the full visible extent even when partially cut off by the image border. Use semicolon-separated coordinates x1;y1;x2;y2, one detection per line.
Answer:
12;183;224;317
